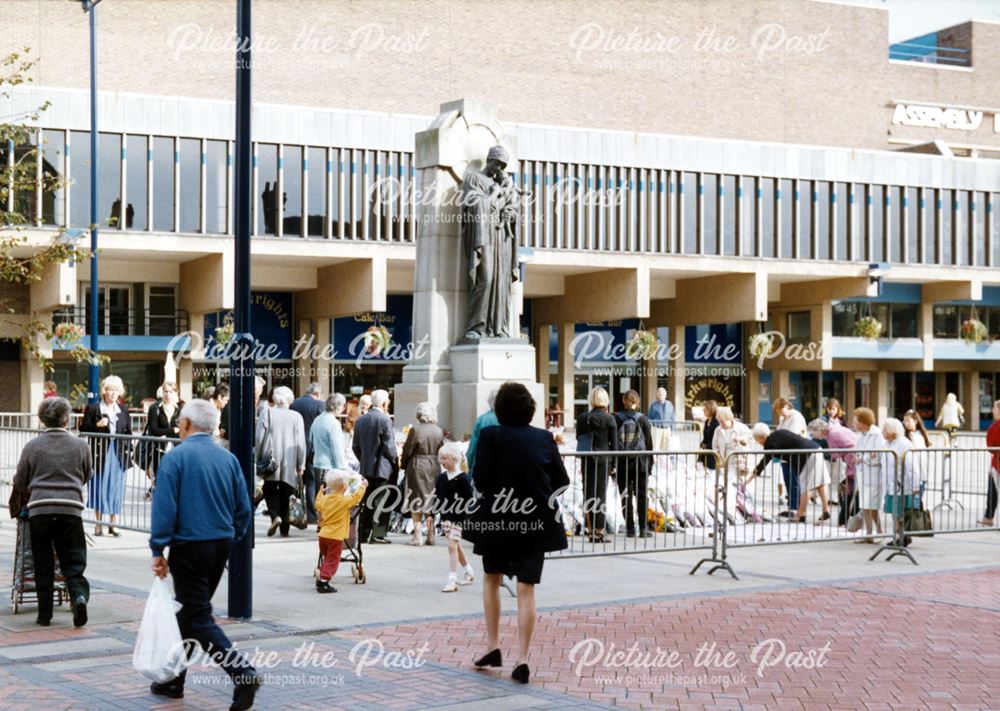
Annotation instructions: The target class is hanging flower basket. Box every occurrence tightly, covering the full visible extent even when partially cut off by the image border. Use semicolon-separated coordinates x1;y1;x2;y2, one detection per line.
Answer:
625;329;658;361
961;318;988;344
852;316;883;340
213;315;235;346
364;325;393;356
53;322;84;343
747;332;775;360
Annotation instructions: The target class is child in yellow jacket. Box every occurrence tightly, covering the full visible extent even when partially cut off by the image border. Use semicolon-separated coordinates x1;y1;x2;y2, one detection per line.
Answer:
314;470;367;593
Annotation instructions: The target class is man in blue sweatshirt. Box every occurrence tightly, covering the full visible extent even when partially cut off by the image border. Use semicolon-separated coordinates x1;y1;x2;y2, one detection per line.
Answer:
148;399;260;711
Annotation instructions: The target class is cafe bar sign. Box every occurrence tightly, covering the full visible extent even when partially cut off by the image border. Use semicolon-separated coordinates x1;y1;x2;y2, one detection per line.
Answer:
891;101;999;132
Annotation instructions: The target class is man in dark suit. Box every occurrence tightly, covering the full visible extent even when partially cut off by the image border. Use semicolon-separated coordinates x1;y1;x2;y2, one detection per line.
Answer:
290;382;326;524
351;389;398;544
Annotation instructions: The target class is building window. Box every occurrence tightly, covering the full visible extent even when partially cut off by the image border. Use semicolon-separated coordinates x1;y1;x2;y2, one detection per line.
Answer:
933;305;958;338
12;132;38;224
307;146;325;238
833;302;915;338
41;129;65;227
702;173;717;256
205;140;227;234
778;179;792;258
905;187;918;263
178;138;200;233
940;188;952;265
69;131;90;228
787;311;811;341
796;181;810;259
147;285;178;336
833;182;848;261
256;143;278;235
283;145;303;237
816;181;830;260
888;186;902;263
152;136;174;232
682;172;697;254
760;177;775;258
870;185;884;262
125;135;147;230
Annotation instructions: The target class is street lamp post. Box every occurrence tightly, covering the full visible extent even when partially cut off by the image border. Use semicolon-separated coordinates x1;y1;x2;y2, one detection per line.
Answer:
228;0;255;620
79;0;103;403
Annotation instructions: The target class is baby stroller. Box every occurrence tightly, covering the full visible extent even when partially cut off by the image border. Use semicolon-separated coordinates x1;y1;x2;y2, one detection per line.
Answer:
11;518;68;614
313;504;366;585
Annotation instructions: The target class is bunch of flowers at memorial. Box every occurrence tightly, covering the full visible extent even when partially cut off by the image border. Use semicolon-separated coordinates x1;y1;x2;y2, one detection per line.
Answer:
364;325;393;356
961;318;988;344
747;332;776;360
625;329;658;361
853;316;883;340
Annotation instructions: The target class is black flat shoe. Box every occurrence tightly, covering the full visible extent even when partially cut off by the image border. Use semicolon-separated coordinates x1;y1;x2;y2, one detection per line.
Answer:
474;648;502;668
150;680;184;699
512;663;530;683
72;597;88;628
230;673;263;711
35;616;51;627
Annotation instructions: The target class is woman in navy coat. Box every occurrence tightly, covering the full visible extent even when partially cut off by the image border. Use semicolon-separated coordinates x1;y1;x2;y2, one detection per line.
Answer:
466;382;569;685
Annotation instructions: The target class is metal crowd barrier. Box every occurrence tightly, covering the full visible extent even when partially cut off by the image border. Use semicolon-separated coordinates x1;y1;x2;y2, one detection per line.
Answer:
0;427;179;534
549;449;721;557
0;411;148;433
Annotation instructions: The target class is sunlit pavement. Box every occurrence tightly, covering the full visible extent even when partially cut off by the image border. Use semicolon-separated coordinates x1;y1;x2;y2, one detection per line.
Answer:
1;519;998;710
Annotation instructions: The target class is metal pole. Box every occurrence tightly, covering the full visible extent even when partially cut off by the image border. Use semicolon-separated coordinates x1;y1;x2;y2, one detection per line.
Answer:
87;1;100;403
228;0;254;620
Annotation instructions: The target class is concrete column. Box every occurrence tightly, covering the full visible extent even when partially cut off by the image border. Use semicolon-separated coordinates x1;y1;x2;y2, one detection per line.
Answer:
919;303;934;372
642;350;658;415
294;319;312;395
557;322;574;429
22;351;46;417
314;318;332;396
668;325;685;419
745;365;760;424
179;358;194;403
963;370;980;431
535;323;551;407
845;371;860;413
872;369;890;423
775;370;791;404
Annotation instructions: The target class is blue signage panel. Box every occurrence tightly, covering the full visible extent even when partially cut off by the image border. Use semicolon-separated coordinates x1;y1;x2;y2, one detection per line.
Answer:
685;323;742;364
333;294;413;362
204;291;293;360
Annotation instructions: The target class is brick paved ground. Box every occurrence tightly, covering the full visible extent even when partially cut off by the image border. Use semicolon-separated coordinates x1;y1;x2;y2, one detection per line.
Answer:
1;551;998;709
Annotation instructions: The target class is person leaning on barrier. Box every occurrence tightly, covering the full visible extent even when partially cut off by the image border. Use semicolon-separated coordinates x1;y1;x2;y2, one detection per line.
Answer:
12;397;93;628
614;390;654;539
852;407;886;543
883;417;918;546
712;407;754;477
142;380;182;491
824;417;858;528
148;399;261;708
748;422;821;523
575;386;618;543
79;375;132;537
979;399;1000;527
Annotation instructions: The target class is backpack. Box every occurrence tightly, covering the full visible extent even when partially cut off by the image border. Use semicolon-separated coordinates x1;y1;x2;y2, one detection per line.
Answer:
618;413;646;452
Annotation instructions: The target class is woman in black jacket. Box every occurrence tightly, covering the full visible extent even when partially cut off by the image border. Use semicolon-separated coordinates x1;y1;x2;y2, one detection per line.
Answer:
141;381;182;485
467;382;569;685
700;400;719;471
79;375;132;536
575;387;617;542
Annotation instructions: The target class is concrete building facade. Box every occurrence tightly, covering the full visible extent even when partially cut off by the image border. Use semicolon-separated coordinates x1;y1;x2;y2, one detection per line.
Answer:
2;0;999;431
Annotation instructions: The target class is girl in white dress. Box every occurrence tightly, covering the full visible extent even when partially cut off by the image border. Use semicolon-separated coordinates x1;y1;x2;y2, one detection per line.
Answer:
852;407;886;543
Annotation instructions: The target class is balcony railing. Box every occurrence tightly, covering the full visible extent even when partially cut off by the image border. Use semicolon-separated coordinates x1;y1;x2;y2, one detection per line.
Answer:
52;308;190;338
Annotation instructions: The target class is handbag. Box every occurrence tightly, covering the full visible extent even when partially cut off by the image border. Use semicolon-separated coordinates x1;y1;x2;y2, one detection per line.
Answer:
255;419;279;478
846;492;863;532
8;488;29;520
902;499;933;538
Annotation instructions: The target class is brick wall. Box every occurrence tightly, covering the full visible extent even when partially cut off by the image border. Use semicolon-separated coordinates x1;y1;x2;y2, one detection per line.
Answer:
0;0;997;151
